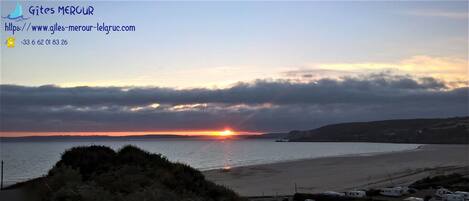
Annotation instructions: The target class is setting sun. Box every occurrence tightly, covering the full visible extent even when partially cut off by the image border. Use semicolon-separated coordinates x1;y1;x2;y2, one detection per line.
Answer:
218;129;234;136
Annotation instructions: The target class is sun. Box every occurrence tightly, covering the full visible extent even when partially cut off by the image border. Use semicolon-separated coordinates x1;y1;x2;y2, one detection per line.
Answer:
218;129;234;136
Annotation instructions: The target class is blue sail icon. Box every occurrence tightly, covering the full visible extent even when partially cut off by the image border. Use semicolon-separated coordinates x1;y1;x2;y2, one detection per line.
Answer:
3;3;29;21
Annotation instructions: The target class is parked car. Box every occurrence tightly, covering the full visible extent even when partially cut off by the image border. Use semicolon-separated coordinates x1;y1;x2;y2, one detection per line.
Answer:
380;187;410;197
345;190;367;198
442;194;465;201
404;197;424;201
436;188;453;198
321;191;345;197
454;192;469;201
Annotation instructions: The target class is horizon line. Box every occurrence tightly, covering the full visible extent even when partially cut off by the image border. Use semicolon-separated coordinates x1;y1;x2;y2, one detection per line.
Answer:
0;131;266;138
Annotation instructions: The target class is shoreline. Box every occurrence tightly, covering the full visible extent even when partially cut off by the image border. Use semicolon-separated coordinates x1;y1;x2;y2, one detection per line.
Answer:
203;144;469;196
197;142;423;171
198;143;423;171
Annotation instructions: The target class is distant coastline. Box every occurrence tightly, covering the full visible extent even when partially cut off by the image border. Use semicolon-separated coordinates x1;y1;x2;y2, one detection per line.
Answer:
287;116;469;144
2;117;467;144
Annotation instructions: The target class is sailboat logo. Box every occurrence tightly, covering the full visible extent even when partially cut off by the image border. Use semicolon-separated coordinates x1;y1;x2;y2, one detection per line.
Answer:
3;3;29;21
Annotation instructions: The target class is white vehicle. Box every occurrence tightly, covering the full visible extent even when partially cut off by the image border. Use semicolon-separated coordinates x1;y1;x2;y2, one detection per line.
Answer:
454;192;469;201
322;191;345;197
404;197;424;201
345;190;367;198
380;187;410;197
436;188;453;198
443;194;465;201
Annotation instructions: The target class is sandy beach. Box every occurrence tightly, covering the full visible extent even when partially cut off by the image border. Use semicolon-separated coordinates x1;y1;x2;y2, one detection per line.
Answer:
203;144;469;197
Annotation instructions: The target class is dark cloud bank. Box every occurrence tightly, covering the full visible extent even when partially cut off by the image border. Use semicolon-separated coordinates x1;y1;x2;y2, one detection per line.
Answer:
1;73;468;132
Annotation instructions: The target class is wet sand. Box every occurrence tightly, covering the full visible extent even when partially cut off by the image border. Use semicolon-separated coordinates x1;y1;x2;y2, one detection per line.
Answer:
203;144;469;196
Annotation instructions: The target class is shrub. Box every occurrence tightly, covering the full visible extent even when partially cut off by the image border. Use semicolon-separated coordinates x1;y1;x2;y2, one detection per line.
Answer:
52;146;116;179
409;173;469;190
29;145;246;201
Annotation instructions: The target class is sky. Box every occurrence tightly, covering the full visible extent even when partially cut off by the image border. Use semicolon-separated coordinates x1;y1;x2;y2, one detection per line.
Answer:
1;1;468;136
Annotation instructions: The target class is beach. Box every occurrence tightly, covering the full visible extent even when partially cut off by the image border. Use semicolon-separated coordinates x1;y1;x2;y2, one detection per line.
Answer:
203;144;469;197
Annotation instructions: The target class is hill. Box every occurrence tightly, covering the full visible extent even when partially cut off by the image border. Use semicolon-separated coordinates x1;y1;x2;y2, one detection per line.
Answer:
17;145;246;201
287;117;469;144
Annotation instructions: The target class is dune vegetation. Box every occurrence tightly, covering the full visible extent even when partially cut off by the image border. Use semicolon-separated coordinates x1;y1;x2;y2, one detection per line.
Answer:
23;145;246;201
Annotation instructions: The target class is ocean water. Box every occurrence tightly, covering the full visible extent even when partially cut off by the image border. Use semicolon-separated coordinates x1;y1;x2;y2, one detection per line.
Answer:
0;139;420;186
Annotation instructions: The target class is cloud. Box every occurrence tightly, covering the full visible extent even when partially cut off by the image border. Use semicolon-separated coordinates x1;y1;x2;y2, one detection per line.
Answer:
49;55;468;90
1;72;467;133
295;56;468;88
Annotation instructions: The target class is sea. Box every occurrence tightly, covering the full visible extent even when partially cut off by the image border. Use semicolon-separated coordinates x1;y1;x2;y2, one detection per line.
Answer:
0;138;420;186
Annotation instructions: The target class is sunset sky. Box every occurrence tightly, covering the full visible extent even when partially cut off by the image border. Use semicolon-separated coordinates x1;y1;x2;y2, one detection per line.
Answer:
1;1;468;136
